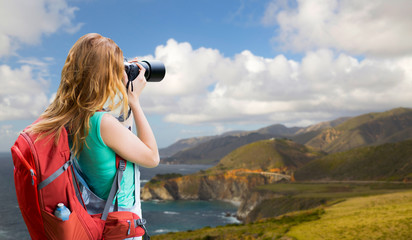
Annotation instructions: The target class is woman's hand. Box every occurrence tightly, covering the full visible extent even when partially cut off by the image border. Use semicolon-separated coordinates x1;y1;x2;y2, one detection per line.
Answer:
102;58;159;168
125;58;147;108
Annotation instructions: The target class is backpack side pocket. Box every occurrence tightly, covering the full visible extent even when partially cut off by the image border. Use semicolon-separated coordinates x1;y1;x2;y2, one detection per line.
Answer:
94;211;146;240
41;209;91;240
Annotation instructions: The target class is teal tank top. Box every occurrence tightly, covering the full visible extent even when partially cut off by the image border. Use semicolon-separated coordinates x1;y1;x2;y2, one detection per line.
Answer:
77;112;135;208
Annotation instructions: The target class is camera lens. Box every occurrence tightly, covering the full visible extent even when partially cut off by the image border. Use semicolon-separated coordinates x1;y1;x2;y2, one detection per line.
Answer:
124;60;166;82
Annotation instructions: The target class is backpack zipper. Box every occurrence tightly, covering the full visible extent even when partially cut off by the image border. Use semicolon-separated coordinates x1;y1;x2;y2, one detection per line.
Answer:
11;144;37;186
21;132;43;208
21;132;40;182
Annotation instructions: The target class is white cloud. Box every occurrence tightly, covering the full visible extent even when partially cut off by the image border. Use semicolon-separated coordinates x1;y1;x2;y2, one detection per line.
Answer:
0;0;80;121
0;0;80;57
0;64;50;121
265;0;412;57
139;39;412;127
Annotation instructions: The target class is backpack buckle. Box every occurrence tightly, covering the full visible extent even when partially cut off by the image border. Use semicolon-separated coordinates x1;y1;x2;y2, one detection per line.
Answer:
135;218;146;226
118;160;126;171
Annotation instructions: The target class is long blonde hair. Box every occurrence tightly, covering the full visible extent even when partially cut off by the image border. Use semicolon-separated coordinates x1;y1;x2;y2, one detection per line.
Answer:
29;33;128;156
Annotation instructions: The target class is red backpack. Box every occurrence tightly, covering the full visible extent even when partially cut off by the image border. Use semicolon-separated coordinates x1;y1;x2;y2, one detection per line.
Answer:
10;119;148;240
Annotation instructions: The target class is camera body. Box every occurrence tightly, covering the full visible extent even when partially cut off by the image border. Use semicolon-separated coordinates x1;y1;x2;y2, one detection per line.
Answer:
124;60;166;82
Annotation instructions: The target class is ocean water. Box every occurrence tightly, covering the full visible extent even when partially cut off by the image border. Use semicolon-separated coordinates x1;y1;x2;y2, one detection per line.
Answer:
0;152;239;239
142;200;239;235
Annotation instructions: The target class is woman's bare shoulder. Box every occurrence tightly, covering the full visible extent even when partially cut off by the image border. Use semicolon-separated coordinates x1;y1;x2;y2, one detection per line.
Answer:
100;113;125;139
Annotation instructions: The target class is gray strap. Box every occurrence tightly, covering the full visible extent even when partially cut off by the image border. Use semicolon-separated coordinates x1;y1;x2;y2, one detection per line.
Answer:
142;225;150;240
134;164;150;239
101;159;126;221
38;157;73;190
134;163;139;205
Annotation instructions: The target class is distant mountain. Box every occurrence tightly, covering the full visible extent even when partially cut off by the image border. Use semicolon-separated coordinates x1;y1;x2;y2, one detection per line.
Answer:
295;139;412;181
300;107;412;153
159;136;216;157
160;107;412;165
214;138;325;171
162;133;277;165
290;117;350;146
254;124;301;136
295;117;350;135
160;124;302;159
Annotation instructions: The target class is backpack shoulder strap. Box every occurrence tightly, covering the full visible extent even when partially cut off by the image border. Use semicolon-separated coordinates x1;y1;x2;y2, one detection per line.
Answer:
101;157;126;221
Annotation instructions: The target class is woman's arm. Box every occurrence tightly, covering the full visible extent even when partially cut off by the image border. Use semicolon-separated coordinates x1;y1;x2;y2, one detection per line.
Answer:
100;62;160;168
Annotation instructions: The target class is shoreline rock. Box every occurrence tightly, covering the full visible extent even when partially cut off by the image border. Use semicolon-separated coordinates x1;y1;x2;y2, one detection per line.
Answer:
141;169;293;221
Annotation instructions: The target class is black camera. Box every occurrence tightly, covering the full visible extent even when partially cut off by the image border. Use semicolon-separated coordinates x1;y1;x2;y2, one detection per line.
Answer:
124;60;166;82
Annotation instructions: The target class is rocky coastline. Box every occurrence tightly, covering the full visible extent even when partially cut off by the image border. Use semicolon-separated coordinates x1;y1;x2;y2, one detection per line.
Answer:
141;169;292;221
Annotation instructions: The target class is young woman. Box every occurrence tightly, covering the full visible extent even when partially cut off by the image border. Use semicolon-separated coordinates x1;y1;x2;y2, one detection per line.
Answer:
29;33;159;239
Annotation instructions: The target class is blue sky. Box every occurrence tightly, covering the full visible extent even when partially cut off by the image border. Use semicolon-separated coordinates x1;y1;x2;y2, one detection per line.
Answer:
1;0;412;151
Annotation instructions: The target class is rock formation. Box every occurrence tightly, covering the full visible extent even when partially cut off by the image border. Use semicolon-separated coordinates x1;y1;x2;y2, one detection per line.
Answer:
141;169;292;220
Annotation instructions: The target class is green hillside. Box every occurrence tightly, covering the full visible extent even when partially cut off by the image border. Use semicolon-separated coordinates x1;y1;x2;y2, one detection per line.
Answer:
303;107;412;153
287;190;412;240
153;190;412;240
214;138;325;171
295;139;412;181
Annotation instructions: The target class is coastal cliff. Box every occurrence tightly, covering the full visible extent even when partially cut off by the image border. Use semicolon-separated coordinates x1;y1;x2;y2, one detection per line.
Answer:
142;169;290;201
141;169;292;220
